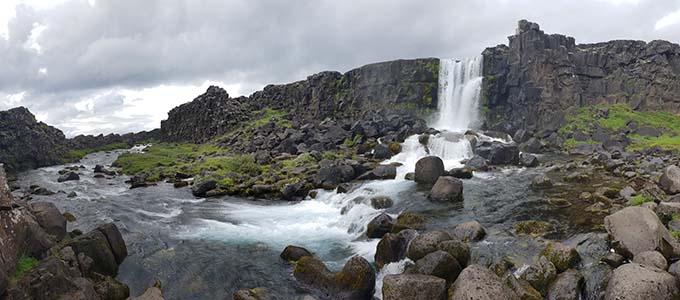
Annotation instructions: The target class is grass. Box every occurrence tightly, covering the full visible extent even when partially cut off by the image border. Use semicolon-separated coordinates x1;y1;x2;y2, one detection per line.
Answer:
344;134;363;147
113;143;222;181
560;104;680;151
672;230;680;240
68;142;132;160
282;153;316;169
631;195;654;206
243;108;291;131
9;255;38;284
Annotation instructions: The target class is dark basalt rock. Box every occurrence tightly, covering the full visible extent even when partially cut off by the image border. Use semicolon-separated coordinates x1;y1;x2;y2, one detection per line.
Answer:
475;141;520;165
414;156;446;186
280;245;313;262
57;171;80;182
375;229;417;268
429;176;463;202
482;20;680;133
413;250;462;282
366;213;394;239
293;255;375;300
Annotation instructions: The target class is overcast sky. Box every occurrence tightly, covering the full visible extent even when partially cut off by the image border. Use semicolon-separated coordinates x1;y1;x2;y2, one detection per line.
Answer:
1;0;679;137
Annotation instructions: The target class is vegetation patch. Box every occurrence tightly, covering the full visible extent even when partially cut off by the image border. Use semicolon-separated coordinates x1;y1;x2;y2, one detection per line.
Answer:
630;195;654;206
9;255;38;284
560;104;680;151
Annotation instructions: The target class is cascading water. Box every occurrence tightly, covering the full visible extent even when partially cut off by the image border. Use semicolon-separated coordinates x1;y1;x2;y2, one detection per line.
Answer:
433;57;484;131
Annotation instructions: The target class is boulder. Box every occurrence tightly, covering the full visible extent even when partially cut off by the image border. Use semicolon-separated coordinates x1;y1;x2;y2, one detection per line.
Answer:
452;221;486;242
392;212;425;232
58;171;80;182
475;142;520;165
94;274;131;300
521;138;543;154
448;167;473;179
280;245;313;262
449;264;518;300
531;175;553;189
382;274;446;300
546;269;584;300
669;261;680;278
355;165;396;181
655;202;680;221
605;263;680;300
601;253;625;268
581;263;612;300
95;223;128;265
293;256;374;300
415;156;446;185
659;165;680;195
521;256;557;296
28;202;67;240
429;176;463;202
67;230;119;276
4;256;100;300
375;229;417;268
407;231;453;261
503;274;541;300
414;250;462;282
191;179;217;197
437;239;470;267
541;242;581;272
370;196;393;209
604;206;680;259
373;144;392;159
519;153;539;167
315;164;355;189
366;213;394;239
464;155;489;171
633;250;667;270
514;129;532;143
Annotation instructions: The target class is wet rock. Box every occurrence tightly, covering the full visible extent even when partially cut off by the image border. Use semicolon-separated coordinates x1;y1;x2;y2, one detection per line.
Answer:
415;156;446;185
521;138;543;154
67;230;119;276
414;250;462;282
452;220;486;242
448;167;473;179
605;263;680;300
418;134;430;146
281;180;307;200
280;245;313;262
404;172;415;180
58;171;80;182
315;164;355;189
373;144;392;159
633;250;667;270
601;253;625;268
5;256;100;300
407;231;453;261
31;186;56;196
504;273;541;300
520;153;539;167
130;285;164;300
355;165;396;181
581;263;612;300
514;129;532;143
515;220;554;236
429;176;463;202
392;212;425;232
129;173;150;189
233;288;267;300
521;256;558;295
375;229;417;268
382;274;446;300
449;264;518;300
370;196;393;209
173;180;189;188
28;202;67;241
541;242;581;272
293;255;375;300
464;155;489;171
548;197;572;208
475;142;520;165
94;274;131;300
604;206;680;259
564;171;589;183
531;175;553;189
366;213;394;238
546;269;584;300
659;165;680;195
191;179;217;197
94;165;116;176
437;239;470;267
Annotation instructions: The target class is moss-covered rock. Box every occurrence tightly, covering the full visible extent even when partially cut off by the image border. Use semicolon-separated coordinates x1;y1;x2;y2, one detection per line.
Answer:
540;242;581;272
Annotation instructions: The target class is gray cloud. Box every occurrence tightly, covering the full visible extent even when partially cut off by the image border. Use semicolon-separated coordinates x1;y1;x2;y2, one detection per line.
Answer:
1;0;679;136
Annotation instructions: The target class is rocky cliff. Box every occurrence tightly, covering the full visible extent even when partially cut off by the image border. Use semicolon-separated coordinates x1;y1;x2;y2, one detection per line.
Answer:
482;20;680;133
161;58;439;143
0;107;72;173
68;129;161;150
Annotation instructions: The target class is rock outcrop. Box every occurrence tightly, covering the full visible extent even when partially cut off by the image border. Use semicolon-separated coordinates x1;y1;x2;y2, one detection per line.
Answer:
161;59;439;143
0;107;71;172
482;19;680;133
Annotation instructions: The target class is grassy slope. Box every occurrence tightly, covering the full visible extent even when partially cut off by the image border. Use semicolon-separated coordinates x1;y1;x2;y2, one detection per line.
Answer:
560;104;680;151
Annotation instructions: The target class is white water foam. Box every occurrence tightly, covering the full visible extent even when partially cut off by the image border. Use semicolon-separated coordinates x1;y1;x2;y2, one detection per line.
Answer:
433;57;484;131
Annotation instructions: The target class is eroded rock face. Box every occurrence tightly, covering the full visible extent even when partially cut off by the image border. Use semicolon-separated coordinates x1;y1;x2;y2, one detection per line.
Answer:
449;265;518;300
604;206;680;259
482;19;680;133
605;263;680;300
382;274;446;300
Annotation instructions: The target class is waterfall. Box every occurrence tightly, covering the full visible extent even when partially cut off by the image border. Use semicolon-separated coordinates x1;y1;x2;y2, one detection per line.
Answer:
433;56;484;131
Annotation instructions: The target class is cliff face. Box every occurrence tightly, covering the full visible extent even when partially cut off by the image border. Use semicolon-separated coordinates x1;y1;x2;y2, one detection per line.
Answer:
482;20;680;133
68;129;161;150
161;58;439;143
0;107;71;172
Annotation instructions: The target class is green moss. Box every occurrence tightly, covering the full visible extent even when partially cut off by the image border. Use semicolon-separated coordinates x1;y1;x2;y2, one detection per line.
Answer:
343;134;362;147
560;104;680;151
282;153;317;169
321;151;338;160
672;230;680;240
10;255;38;284
244;108;291;130
631;195;654;206
425;60;440;76
563;138;596;149
113;143;222;181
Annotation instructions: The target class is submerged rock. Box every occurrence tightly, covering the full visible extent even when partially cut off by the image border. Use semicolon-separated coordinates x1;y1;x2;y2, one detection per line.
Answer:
448;167;473;179
280;245;313;262
515;220;554;236
452;220;486;242
57;171;80;182
531;175;553;189
366;213;394;239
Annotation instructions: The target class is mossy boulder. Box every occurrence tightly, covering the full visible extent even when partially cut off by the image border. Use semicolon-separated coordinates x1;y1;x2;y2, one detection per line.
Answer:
531;175;553;189
293;256;375;300
521;256;557;296
407;231;453;261
280;245;313;262
541;242;581;272
392;212;425;232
